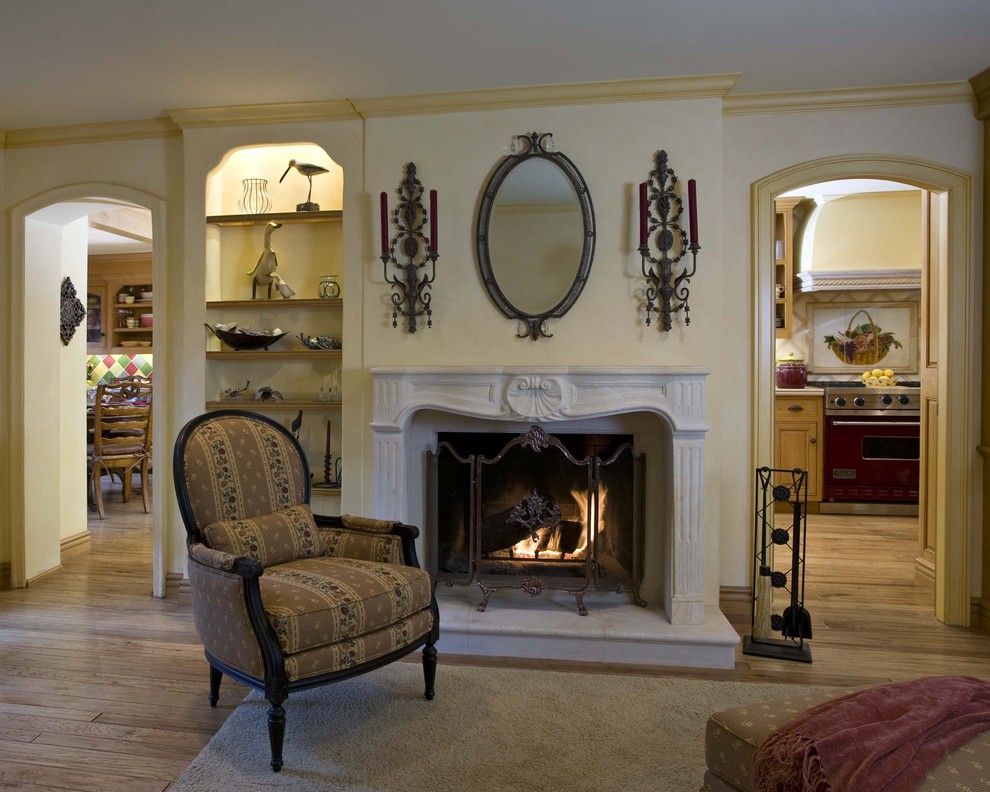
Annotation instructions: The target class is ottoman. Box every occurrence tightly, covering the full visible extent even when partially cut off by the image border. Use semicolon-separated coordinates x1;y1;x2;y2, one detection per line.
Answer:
703;687;990;792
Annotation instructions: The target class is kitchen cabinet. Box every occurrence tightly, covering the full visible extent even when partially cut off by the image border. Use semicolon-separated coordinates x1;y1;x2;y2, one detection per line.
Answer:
774;392;823;508
773;197;803;339
87;253;153;354
204;210;345;496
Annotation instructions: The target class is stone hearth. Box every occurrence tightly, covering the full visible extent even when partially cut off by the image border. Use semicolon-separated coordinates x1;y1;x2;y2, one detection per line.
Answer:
369;367;738;668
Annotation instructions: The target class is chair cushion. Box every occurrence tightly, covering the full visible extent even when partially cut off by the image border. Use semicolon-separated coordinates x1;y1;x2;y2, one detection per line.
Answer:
283;609;435;681
259;556;433;655
203;503;326;567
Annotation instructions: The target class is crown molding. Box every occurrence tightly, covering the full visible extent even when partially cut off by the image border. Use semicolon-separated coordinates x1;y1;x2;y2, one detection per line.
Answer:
724;81;974;116
351;74;741;118
168;99;361;129
3;117;181;149
795;269;922;292
970;67;990;120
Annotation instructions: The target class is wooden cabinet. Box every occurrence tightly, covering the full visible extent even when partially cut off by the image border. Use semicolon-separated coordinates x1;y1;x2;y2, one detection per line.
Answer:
204;211;345;496
87;253;153;354
773;197;804;339
774;392;823;507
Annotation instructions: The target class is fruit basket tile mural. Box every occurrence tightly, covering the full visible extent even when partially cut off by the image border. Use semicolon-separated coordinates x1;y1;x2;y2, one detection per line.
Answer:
806;301;918;374
87;353;153;385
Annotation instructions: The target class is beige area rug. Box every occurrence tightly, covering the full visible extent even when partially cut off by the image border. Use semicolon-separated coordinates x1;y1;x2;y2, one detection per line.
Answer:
172;662;826;792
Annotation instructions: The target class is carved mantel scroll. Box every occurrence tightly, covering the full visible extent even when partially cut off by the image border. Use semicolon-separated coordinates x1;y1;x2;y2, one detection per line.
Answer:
369;366;709;625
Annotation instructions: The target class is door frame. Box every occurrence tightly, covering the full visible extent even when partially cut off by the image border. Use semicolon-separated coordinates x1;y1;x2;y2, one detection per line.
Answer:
752;154;976;626
6;183;168;595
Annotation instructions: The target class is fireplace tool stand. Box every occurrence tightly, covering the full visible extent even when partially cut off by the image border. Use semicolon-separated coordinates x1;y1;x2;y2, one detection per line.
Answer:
743;467;812;663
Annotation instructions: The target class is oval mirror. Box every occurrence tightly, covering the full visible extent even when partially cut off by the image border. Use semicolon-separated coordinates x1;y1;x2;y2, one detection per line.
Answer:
476;133;595;339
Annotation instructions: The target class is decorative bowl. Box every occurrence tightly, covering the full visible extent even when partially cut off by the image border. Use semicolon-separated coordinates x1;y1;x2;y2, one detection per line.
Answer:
141;291;154;300
297;333;342;350
205;323;289;351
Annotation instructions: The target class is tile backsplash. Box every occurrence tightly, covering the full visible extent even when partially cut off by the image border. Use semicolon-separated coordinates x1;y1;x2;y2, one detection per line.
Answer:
775;289;920;381
87;353;153;386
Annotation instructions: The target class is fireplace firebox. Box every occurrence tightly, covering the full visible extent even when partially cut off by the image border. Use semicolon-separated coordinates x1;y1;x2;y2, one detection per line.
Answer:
428;425;645;615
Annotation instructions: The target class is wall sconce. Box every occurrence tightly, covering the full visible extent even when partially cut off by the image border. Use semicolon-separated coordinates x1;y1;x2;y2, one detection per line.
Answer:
638;150;701;331
379;163;438;333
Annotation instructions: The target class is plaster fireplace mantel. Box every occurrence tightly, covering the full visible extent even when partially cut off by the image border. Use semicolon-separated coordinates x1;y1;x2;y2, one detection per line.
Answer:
369;367;739;669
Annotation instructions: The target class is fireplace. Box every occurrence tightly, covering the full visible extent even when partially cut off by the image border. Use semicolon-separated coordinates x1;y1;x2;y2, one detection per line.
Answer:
369;367;739;668
428;426;645;616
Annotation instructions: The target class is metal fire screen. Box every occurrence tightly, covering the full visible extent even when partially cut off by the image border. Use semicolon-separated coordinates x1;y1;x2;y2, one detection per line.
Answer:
427;425;645;616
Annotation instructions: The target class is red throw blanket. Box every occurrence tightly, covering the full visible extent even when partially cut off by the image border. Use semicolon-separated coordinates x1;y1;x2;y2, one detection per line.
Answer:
755;676;990;792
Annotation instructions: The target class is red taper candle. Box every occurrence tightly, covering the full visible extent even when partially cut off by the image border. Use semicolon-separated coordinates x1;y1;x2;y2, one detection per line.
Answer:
638;182;648;247
379;192;389;256
687;179;698;244
429;189;438;253
325;420;332;461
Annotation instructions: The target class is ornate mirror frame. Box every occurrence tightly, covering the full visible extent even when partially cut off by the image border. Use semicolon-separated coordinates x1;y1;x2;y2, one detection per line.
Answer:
476;132;596;340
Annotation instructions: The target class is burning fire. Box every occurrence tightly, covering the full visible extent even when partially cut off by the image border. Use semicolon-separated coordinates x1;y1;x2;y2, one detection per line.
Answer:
507;485;608;560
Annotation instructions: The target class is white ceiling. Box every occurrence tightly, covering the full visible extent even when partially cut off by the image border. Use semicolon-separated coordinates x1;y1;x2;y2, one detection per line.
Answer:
1;0;988;131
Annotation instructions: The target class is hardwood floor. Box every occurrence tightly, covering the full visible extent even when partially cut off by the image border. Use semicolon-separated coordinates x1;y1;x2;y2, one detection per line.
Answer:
1;484;988;790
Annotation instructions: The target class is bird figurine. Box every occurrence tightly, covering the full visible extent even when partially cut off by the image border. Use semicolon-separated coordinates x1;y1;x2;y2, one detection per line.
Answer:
247;221;294;299
279;159;329;212
290;410;303;439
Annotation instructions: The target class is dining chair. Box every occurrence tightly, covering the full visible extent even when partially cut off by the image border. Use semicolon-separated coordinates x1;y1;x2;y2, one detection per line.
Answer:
88;380;153;518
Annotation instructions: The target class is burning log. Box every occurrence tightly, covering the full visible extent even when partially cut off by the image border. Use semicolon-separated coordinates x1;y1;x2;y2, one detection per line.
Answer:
481;490;560;555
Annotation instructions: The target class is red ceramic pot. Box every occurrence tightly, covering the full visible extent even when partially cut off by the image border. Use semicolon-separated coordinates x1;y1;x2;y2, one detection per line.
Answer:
776;358;807;389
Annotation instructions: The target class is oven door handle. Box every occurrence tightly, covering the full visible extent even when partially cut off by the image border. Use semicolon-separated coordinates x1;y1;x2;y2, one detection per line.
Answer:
830;420;920;427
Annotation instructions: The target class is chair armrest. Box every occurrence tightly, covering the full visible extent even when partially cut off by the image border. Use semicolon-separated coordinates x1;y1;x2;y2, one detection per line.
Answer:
189;542;263;578
312;514;423;568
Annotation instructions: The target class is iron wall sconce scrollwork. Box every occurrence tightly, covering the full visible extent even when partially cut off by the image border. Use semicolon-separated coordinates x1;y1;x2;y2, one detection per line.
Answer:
638;150;701;331
379;163;438;333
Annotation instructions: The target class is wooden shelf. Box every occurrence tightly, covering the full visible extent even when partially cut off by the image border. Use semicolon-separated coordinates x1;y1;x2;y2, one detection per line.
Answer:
206;298;342;310
206;210;342;227
311;486;344;497
206;350;342;360
205;399;342;411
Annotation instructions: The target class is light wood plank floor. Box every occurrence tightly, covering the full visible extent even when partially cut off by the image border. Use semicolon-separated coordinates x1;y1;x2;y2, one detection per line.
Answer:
1;482;988;790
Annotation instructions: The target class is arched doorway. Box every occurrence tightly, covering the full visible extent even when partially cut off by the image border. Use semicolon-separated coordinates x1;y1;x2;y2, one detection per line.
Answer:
7;184;167;594
752;155;976;626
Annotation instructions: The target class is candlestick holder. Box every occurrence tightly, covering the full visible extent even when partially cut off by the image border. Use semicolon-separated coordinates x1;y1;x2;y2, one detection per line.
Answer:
638;150;701;331
379;163;438;333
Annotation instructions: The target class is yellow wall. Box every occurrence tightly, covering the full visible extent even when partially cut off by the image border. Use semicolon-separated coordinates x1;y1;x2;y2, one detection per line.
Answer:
0;83;983;605
804;191;923;271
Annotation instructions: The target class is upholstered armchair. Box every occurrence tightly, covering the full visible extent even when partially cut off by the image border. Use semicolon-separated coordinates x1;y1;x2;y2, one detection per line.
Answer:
172;410;439;772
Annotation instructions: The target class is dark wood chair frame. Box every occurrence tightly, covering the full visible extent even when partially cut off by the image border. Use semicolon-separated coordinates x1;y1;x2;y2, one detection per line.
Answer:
172;409;439;772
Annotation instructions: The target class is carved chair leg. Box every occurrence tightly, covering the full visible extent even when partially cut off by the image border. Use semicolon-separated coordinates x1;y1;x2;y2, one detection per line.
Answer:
422;641;437;700
92;466;105;520
140;460;150;513
267;702;286;772
208;666;222;707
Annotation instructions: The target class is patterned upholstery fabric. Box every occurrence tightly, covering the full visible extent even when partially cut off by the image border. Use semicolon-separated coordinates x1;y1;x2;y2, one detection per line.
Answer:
283;609;434;681
189;541;239;572
187;560;265;678
704;689;990;792
319;529;403;565
340;514;397;533
260;556;433;655
203;504;326;567
180;414;308;529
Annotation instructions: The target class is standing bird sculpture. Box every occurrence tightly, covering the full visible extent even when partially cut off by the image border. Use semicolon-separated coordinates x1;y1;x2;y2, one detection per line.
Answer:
290;410;303;439
248;221;294;299
279;159;329;212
